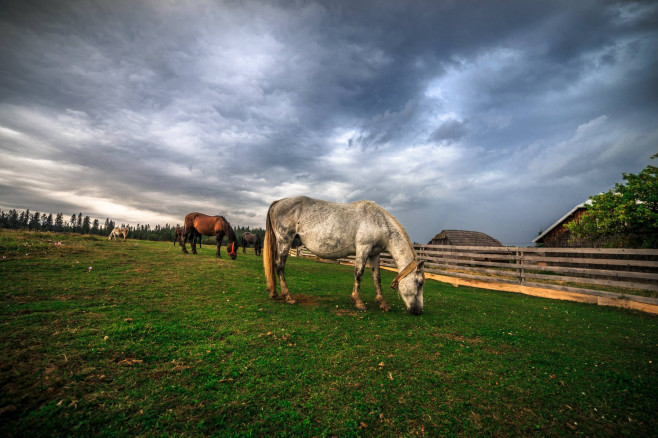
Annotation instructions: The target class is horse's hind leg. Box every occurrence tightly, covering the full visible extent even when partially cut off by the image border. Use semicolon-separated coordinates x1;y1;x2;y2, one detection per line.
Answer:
191;231;198;254
181;230;189;254
369;254;390;311
275;239;296;304
351;249;369;311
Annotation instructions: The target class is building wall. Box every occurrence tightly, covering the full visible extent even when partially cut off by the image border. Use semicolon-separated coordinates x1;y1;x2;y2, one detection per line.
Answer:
541;209;587;247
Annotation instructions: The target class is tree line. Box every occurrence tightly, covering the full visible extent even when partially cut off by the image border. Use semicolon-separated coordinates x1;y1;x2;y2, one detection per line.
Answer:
0;209;265;245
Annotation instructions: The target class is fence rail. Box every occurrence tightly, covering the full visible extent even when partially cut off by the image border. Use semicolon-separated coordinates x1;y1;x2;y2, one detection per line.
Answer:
291;244;658;310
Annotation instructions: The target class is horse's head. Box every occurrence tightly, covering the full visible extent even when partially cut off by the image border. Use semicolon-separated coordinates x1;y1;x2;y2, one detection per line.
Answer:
221;220;238;260
227;240;238;260
393;260;425;315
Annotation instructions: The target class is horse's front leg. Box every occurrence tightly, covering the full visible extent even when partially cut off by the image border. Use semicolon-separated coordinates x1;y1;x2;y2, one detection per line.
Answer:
215;232;225;258
369;254;390;311
351;249;369;311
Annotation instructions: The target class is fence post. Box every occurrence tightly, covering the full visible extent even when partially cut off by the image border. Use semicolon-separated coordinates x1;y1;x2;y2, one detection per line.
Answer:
516;248;525;284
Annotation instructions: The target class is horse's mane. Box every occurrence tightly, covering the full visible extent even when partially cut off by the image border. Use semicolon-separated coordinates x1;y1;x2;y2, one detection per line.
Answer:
221;217;237;241
377;203;415;255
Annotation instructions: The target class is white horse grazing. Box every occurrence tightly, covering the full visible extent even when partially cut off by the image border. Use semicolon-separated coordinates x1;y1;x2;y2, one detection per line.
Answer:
263;196;424;314
108;227;129;242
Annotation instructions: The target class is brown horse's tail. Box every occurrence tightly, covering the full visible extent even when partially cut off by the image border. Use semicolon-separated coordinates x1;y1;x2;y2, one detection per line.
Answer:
263;201;279;295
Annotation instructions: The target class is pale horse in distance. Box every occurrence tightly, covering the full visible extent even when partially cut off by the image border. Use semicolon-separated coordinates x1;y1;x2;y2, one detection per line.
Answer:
108;227;129;242
263;196;425;314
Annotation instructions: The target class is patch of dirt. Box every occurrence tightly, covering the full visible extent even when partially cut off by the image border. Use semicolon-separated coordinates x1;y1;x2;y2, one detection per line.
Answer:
433;332;483;344
0;405;17;416
291;294;319;307
116;358;143;366
333;308;358;317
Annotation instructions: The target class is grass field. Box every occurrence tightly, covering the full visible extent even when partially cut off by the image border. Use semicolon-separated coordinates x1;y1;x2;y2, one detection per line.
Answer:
1;229;656;437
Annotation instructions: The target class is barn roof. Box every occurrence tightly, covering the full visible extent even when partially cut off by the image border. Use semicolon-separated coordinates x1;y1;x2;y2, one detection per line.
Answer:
429;230;503;247
532;201;590;244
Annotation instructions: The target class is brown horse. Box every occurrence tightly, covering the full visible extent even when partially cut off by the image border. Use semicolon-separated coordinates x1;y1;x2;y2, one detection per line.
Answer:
181;213;238;259
174;226;201;248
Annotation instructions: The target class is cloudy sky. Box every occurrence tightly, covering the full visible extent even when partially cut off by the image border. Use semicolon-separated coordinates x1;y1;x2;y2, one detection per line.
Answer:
1;0;656;245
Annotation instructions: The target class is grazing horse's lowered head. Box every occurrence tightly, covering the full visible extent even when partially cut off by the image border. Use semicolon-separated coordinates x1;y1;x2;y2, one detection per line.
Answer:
391;260;425;315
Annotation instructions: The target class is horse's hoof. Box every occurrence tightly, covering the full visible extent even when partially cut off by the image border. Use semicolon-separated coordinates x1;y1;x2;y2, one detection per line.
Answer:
379;302;391;312
285;297;297;304
355;303;367;312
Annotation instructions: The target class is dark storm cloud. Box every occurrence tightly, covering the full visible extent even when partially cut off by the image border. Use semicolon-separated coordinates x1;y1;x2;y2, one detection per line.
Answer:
1;0;657;244
429;119;468;144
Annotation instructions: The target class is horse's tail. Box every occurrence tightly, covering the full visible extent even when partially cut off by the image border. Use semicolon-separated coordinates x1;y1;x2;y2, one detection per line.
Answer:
263;201;279;294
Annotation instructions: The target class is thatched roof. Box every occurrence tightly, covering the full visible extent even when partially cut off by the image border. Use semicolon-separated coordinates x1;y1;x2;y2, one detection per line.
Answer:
429;229;503;246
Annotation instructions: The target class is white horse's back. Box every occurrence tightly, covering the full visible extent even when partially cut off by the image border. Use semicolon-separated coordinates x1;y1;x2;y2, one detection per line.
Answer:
271;197;390;259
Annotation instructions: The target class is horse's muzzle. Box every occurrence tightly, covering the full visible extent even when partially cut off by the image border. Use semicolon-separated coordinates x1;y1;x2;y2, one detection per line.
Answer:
407;303;423;315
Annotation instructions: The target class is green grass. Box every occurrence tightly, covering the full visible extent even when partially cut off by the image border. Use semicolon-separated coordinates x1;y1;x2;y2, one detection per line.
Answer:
1;229;656;437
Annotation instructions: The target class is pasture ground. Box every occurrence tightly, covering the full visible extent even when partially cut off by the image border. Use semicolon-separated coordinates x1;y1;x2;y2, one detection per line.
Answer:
0;229;656;437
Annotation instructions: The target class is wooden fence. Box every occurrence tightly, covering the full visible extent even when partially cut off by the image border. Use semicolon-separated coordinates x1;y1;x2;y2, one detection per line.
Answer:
291;245;658;313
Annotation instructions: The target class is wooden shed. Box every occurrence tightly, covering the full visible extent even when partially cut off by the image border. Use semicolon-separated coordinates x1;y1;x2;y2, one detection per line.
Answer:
533;202;588;247
428;230;503;246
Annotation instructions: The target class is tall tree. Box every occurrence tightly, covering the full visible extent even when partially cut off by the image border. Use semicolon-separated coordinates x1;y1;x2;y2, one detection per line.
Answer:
82;216;91;234
567;155;658;248
8;210;19;229
21;209;30;228
55;213;64;231
45;213;53;231
29;211;40;230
